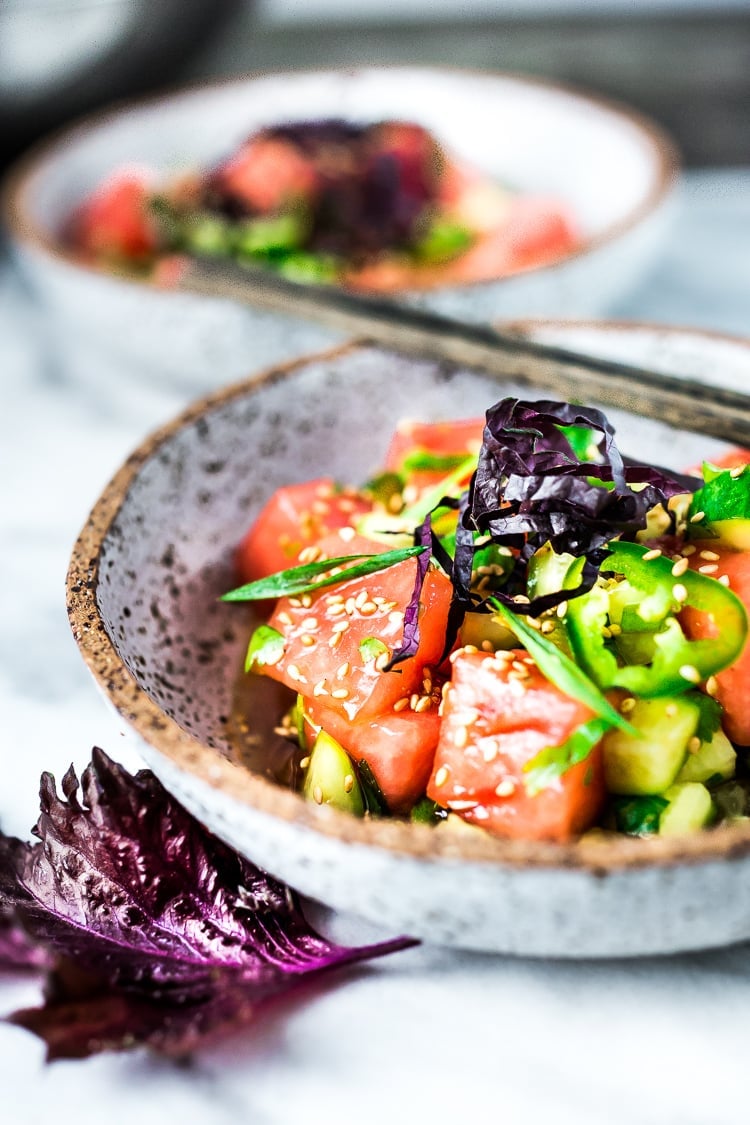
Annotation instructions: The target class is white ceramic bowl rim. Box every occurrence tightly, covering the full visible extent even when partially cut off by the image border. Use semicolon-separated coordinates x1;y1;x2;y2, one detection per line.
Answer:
4;64;680;297
66;328;750;876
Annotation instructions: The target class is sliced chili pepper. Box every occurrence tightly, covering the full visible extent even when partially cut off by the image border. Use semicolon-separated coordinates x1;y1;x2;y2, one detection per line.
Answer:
564;540;747;697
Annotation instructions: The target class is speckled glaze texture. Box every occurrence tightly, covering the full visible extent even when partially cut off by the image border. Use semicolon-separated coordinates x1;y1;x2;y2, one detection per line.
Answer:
68;330;750;957
5;67;677;391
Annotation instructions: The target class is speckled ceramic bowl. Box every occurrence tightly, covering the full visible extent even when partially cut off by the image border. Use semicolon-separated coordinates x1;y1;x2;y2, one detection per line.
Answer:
5;66;678;391
67;325;750;958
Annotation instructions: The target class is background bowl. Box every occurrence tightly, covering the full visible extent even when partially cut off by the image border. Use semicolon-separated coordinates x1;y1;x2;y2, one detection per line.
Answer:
67;322;750;959
5;66;678;390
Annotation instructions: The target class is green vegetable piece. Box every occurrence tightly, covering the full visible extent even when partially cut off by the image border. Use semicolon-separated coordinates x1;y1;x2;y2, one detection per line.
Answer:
527;543;576;600
182;213;235;256
353;758;389;816
303;731;365;816
712;780;750;821
676;727;736;785
687;464;750;541
362;470;404;508
612;794;669;836
359;636;389;664
524;716;611;795
659;782;715;836
222;545;427;602
275;251;340;284
244;625;285;673
410;798;447;826
602;695;700;795
565;541;748;697
292;693;307;752
557;423;601;463
235;214;305;257
414;219;474;264
490;599;634;734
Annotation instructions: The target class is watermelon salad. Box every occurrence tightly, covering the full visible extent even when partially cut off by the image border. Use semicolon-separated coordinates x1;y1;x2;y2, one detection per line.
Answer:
223;400;750;843
65;119;578;290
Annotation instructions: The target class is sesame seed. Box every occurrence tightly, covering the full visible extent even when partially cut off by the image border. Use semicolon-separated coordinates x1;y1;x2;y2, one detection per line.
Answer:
393;696;410;712
679;663;701;684
301;616;319;630
698;564;718;575
278;611;293;626
463;644;479;654
344;774;354;793
301;594;312;608
682;544;697;556
672;583;689;603
671;557;689;577
434;766;449;787
415;695;433;713
336;662;350;679
730;465;745;478
513;594;530;605
288;597;302;608
313;785;323;805
287;664;306;683
326;593;344;604
300;634;316;647
331;620;350;633
299;756;310;769
718;574;731;586
328;632;342;649
375;652;390;671
495;779;516;797
688;736;702;754
327;603;347;617
359;601;379;616
642;548;662;561
540;620;556;634
453;726;469;748
482;744;498;763
620;697;636;713
690;511;706;523
410;693;420;710
481;639;494;650
355;590;369;608
447;800;478;811
556;601;568;618
313;680;328;696
706;675;719;697
345;597;357;615
700;550;720;561
331;687;350;700
298;545;322;564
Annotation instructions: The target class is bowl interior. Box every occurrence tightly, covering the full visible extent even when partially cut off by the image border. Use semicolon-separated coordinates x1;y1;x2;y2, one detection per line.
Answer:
20;67;670;248
71;329;750;875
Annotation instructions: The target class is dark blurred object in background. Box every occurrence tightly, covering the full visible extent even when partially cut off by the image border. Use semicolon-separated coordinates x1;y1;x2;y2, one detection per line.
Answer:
0;0;242;168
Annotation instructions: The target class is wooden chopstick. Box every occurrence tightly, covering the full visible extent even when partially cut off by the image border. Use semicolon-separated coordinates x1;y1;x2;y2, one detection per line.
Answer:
179;258;750;447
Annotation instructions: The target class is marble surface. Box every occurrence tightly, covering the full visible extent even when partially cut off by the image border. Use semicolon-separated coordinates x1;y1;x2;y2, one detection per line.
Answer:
1;168;750;1124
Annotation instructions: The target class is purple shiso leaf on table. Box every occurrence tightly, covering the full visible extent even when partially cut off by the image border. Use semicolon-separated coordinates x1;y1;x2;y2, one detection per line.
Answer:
0;748;414;1059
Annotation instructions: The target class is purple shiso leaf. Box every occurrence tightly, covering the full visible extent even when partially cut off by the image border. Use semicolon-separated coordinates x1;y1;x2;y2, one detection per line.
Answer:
0;904;49;973
385;514;434;668
1;749;415;1058
464;399;694;613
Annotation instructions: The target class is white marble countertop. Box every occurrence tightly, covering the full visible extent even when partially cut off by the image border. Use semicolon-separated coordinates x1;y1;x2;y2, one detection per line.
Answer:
1;168;750;1125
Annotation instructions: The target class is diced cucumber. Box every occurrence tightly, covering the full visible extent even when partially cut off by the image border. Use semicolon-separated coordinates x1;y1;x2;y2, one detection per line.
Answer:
676;727;736;784
527;543;575;598
303;731;365;816
602;695;700;794
459;610;516;651
353;510;413;547
709;519;750;550
659;782;715;836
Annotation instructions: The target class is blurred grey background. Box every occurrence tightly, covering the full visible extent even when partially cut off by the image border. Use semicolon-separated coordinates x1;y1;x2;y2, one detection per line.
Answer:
2;0;749;167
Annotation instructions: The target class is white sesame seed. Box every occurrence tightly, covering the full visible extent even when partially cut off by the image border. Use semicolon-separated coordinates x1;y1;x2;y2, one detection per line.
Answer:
698;564;718;575
434;766;449;788
299;756;310;769
718;574;731;586
672;583;689;603
700;550;720;561
300;634;316;647
277;611;293;626
688;736;702;754
706;675;719;697
679;663;701;684
331;620;350;633
331;687;350;700
359;601;379;616
682;544;697;556
671;557;689;577
313;785;323;805
642;548;662;561
393;697;409;712
344;774;354;793
730;465;745;478
495;779;516;797
690;511;706;523
453;725;469;748
415;695;433;713
313;680;328;696
556;601;568;618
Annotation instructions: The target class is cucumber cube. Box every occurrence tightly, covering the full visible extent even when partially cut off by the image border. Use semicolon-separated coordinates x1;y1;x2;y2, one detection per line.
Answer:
303;731;365;816
659;783;715;836
676;727;736;785
603;696;700;795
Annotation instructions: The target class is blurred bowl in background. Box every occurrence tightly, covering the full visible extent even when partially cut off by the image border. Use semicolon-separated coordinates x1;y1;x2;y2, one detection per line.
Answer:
3;66;679;392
